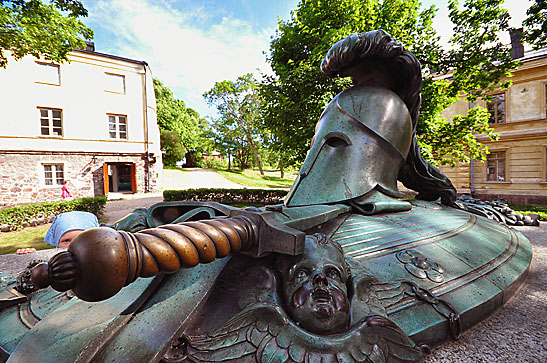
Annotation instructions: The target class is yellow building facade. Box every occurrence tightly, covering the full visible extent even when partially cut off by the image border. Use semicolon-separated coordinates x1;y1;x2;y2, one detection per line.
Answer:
440;47;547;205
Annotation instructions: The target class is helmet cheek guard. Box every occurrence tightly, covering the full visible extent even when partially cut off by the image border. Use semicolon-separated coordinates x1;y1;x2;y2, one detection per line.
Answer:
285;85;412;207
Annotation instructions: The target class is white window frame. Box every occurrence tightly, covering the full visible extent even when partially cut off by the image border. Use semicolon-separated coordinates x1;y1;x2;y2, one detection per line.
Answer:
39;108;63;137
544;83;547;119
105;73;126;94
108;114;128;139
486;93;506;124
542;146;547;183
35;62;60;86
43;164;64;186
486;150;507;182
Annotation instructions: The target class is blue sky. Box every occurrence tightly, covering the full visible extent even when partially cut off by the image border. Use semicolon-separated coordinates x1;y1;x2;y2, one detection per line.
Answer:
81;0;531;119
81;0;299;118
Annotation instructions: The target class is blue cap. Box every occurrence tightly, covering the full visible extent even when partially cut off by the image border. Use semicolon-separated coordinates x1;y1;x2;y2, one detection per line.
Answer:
44;211;99;247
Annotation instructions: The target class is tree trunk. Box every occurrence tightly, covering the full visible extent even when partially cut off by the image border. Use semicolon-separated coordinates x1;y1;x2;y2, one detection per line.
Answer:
228;151;231;170
247;138;264;175
278;158;284;178
185;151;195;167
235;115;264;176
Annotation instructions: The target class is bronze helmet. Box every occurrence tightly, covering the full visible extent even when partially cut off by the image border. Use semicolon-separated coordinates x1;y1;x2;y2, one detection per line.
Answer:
286;30;456;206
285;85;412;206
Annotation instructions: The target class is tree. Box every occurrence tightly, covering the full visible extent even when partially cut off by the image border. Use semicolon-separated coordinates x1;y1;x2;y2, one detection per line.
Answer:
262;0;518;167
154;79;205;165
523;0;547;49
201;117;244;170
160;130;186;167
204;74;265;175
0;0;93;68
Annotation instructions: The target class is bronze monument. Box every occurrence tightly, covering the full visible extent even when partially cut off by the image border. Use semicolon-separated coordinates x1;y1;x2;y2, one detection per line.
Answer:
0;30;533;363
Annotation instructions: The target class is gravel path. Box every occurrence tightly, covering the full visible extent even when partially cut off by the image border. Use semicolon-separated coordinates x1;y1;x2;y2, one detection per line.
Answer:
102;194;163;225
0;248;62;277
161;168;245;190
425;225;547;362
104;168;245;224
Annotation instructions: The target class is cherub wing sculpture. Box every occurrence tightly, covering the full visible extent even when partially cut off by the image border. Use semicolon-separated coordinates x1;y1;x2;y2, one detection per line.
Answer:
348;257;407;318
184;267;422;363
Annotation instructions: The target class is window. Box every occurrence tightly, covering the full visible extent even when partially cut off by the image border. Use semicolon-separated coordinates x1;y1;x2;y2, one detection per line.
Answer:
35;62;60;85
39;108;63;136
108;115;127;139
487;93;505;124
487;151;506;182
105;73;126;94
43;164;64;185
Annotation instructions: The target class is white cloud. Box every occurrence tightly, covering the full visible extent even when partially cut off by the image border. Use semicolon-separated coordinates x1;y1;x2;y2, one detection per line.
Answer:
85;0;533;117
85;0;274;117
428;0;532;47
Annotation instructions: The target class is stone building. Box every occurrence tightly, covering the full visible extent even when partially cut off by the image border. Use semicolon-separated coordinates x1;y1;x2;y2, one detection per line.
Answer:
440;38;547;205
0;44;162;207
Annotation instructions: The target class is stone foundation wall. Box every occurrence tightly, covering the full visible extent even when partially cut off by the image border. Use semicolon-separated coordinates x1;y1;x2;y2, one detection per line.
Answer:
472;192;547;206
402;189;547;206
0;152;158;208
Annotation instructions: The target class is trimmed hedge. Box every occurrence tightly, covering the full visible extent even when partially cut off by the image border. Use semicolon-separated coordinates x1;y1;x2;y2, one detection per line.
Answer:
0;196;107;232
163;188;288;205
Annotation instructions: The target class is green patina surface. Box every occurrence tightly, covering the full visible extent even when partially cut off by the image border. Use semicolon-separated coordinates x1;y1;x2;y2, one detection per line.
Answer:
0;199;533;361
327;201;532;346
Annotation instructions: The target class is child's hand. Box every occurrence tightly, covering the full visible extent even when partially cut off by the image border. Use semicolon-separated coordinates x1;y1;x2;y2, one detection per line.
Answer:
16;248;37;254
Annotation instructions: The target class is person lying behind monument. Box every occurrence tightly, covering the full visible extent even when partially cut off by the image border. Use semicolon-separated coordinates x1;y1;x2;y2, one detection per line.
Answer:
2;212;99;294
14;211;100;255
44;211;99;248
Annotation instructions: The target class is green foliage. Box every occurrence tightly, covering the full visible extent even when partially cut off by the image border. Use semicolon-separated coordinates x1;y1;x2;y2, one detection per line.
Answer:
232;145;256;170
262;0;518;168
261;0;430;166
419;101;499;166
200;120;245;168
0;196;106;231
523;0;547;49
163;188;288;205
160;129;186;166
510;204;547;221
154;79;207;163
203;73;265;174
438;0;516;99
416;0;517;166
195;157;227;169
0;0;93;67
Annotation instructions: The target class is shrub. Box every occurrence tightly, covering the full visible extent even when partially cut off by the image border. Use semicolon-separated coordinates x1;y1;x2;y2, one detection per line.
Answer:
202;157;227;169
0;196;107;231
163;188;288;205
194;156;227;169
510;204;547;221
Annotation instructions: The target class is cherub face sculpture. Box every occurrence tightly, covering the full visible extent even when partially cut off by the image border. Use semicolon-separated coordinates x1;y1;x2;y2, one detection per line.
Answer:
280;235;350;335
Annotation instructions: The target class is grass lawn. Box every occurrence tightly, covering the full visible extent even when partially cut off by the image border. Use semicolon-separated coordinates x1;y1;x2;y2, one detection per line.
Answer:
0;225;54;255
215;169;296;189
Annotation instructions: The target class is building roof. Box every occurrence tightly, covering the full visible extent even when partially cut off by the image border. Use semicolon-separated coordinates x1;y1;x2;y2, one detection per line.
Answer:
73;47;147;66
520;47;547;63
